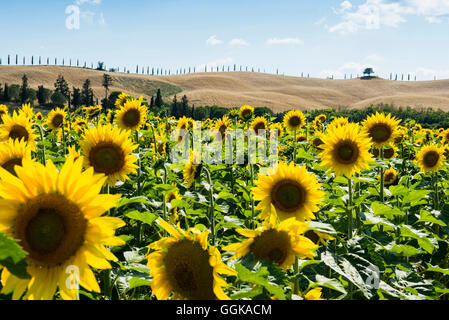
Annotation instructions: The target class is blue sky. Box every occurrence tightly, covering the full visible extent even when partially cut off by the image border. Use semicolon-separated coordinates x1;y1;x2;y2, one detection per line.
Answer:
1;0;449;80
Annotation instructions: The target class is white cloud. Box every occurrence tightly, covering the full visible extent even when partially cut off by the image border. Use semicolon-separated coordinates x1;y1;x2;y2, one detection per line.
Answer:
414;67;449;80
267;37;303;45
206;35;224;46
315;17;327;25
329;0;449;34
229;38;249;46
197;58;233;70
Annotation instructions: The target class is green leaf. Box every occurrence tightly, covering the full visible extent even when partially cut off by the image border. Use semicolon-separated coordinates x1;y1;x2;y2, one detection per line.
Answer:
320;251;372;299
117;196;150;208
389;185;409;197
128;277;151;291
0;232;30;279
125;211;157;225
313;275;347;294
387;244;423;257
425;264;449;276
418;210;447;227
399;225;435;254
234;263;286;300
296;148;315;161
371;202;404;220
402;190;431;207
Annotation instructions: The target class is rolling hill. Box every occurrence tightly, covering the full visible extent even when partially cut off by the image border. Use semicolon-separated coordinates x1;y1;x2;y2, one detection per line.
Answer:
1;65;449;112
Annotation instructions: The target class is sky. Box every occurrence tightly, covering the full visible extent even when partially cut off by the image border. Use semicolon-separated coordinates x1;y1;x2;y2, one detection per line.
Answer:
1;0;449;80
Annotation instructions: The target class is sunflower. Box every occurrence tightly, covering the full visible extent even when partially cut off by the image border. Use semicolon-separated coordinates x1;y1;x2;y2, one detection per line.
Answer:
315;114;327;124
146;218;236;300
19;103;34;119
416;145;445;173
115;98;147;131
0;111;37;150
183;151;201;188
311;136;325;151
283;110;306;131
239;105;254;121
47;108;67;131
269;122;284;138
166;188;182;224
80;124;138;186
296;133;307;142
0;156;125;300
252;161;324;223
250;116;268;134
83;106;102;120
383;167;398;185
67;145;80;161
154;131;167;156
115;92;131;108
0;105;8;122
319;123;373;178
0;138;33;175
35;112;44;122
177;116;191;131
304;288;324;300
223;217;318;270
327;117;349;130
304;229;335;246
362;112;400;148
214;115;232;140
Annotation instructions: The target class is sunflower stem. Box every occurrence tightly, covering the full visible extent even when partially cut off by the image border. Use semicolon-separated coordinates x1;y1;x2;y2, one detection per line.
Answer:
293;129;297;162
34;124;46;165
204;166;216;246
249;163;256;229
293;257;300;296
347;177;353;239
380;147;384;203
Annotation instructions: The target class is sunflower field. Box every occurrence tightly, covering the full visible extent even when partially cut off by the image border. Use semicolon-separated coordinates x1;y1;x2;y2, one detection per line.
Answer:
0;95;449;301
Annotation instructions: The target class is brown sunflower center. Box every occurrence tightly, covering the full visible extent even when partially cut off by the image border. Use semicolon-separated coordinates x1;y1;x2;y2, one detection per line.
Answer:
89;142;125;175
164;240;215;300
9;125;29;142
334;140;360;164
15;194;87;267
383;147;395;159
253;122;266;133
312;138;324;149
2;157;22;175
250;230;290;266
369;124;391;143
289;116;301;127
384;172;396;184
271;179;305;213
51;114;64;128
241;109;252;119
423;151;439;168
122;109;141;128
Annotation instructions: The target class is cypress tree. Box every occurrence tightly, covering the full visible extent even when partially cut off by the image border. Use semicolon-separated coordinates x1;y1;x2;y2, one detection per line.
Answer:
81;79;94;106
31;56;34;65
150;96;154;109
155;89;163;108
172;94;178;117
20;74;29;103
3;83;9;101
8;55;10;65
181;95;188;116
16;54;18;65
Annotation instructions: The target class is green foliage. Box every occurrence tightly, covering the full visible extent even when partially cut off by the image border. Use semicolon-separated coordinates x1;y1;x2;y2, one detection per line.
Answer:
0;232;30;279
